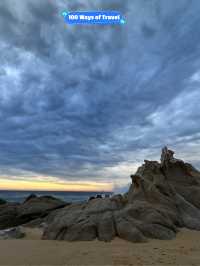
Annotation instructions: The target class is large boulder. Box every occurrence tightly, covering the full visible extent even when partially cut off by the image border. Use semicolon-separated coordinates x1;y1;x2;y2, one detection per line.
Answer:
0;203;19;229
43;197;124;241
43;147;200;242
0;195;67;230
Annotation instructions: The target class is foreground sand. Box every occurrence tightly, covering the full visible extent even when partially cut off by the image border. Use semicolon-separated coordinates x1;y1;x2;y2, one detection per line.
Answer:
0;228;199;266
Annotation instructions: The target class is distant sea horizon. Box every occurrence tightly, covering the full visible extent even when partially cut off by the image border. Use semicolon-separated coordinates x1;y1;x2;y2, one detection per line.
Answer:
0;190;113;203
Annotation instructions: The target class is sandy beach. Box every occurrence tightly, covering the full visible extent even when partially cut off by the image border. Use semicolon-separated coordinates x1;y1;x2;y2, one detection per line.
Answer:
0;228;199;266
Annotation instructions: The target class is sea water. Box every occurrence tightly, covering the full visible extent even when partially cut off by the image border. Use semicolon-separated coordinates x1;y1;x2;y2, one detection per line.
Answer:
0;190;112;203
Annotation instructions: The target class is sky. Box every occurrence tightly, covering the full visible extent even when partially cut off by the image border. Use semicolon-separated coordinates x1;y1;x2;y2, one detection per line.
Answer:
0;0;200;192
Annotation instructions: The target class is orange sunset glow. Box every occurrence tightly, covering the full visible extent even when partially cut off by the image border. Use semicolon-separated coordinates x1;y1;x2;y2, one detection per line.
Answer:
0;177;113;192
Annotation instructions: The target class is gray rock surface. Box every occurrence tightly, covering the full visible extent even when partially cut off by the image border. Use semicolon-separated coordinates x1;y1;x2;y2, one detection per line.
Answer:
0;195;67;230
0;227;25;240
43;147;200;242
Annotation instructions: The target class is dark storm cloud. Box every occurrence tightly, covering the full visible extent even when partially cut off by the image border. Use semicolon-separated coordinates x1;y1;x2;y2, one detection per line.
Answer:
0;0;200;187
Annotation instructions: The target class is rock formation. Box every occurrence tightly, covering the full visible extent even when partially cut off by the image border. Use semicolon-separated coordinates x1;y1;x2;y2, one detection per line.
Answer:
0;195;67;230
0;227;25;240
43;147;200;242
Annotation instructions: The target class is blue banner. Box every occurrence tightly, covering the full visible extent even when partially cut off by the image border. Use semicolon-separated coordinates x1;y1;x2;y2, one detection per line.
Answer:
62;11;126;25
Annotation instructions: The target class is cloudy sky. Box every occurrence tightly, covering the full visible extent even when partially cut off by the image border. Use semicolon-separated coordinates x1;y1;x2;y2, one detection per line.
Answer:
0;0;200;191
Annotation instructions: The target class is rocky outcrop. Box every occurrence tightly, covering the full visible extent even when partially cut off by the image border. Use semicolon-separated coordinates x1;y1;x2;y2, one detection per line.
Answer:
0;227;25;240
0;195;67;230
43;196;125;241
24;194;37;203
43;147;200;242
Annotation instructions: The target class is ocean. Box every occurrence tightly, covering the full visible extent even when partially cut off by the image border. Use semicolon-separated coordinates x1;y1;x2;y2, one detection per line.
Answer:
0;190;113;203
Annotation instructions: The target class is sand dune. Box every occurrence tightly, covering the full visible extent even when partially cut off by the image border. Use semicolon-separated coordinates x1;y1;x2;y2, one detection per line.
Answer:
0;228;199;265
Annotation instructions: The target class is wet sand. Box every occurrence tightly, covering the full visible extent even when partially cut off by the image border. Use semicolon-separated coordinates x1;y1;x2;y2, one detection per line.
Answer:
0;228;199;265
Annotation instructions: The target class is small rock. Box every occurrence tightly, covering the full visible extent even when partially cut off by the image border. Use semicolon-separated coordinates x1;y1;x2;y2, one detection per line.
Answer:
0;227;25;240
88;196;95;201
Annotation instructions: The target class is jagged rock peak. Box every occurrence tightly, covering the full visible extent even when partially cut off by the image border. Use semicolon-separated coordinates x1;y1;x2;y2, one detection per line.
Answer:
160;146;182;166
160;146;173;165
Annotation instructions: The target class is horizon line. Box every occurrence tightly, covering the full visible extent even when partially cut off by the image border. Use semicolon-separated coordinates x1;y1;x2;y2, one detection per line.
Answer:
0;189;113;193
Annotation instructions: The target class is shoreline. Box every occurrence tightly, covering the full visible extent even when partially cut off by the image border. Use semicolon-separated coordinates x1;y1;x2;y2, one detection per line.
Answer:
0;191;113;204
